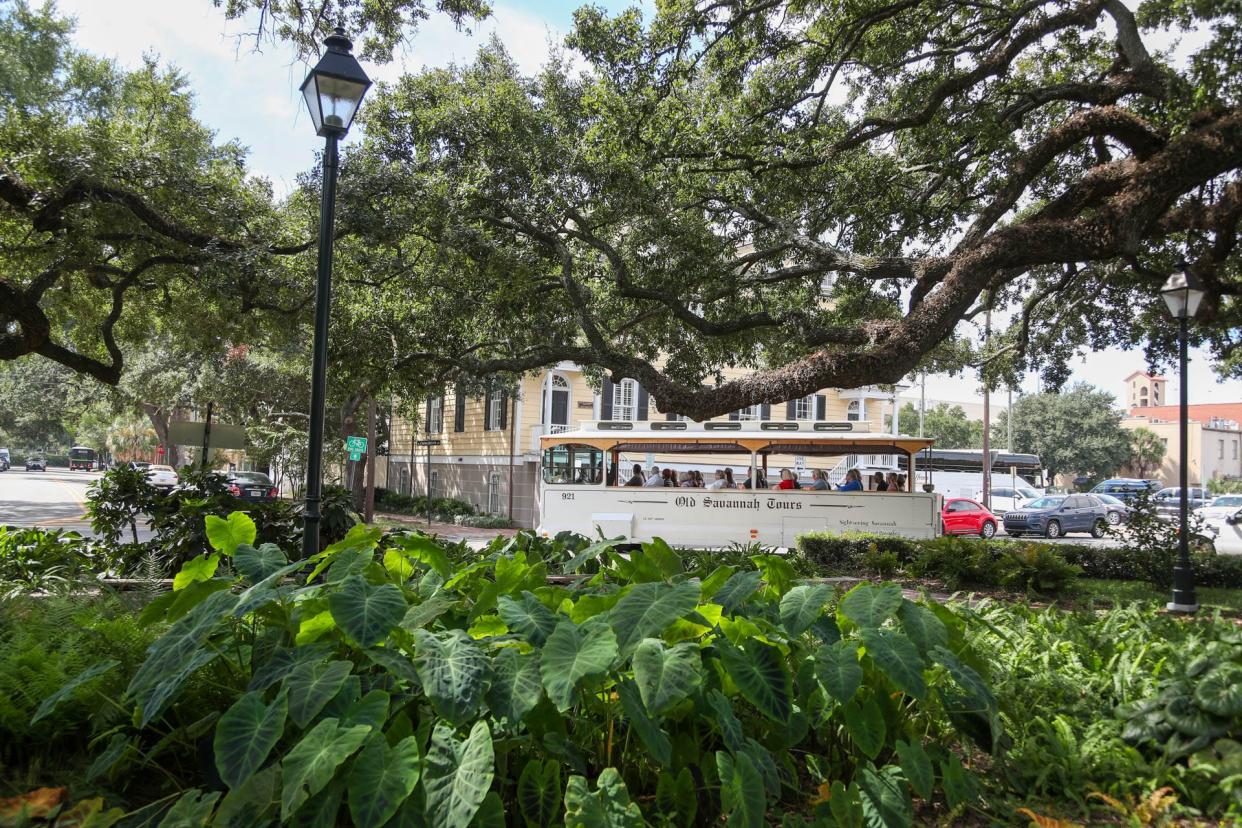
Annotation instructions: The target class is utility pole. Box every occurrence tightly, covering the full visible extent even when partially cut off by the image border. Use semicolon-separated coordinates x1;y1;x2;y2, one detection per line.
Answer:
364;397;376;523
200;401;214;471
919;373;926;438
981;309;991;512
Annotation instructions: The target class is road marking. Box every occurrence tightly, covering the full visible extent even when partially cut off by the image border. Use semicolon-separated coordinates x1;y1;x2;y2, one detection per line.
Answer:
50;476;90;520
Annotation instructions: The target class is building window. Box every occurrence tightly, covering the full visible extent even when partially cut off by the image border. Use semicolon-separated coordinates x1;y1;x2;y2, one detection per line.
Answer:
736;405;762;421
1233;440;1238;459
488;472;501;514
847;400;864;422
612;379;638;421
429;470;439;500
426;395;443;434
1220;439;1226;460
794;395;814;420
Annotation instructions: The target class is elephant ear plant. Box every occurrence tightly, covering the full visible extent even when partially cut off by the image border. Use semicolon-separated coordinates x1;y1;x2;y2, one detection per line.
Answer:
37;514;1003;827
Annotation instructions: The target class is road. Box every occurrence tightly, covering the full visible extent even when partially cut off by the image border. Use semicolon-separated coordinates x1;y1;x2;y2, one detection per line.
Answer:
0;467;153;541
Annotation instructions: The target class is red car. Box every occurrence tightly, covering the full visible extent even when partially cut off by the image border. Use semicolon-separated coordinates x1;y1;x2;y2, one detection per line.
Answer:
941;498;998;539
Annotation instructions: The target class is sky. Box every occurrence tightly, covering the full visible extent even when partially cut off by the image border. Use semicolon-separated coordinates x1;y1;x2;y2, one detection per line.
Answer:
55;0;1242;411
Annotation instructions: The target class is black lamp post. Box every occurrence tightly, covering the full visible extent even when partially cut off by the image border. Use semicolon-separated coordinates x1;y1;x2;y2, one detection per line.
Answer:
299;29;371;560
1161;263;1205;613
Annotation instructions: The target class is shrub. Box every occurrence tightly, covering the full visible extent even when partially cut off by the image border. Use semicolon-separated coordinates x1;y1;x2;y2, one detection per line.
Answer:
38;517;1001;825
0;527;108;595
454;514;514;529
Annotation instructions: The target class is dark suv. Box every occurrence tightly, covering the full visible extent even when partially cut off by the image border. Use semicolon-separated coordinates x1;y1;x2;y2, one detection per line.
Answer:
1152;487;1212;518
1003;494;1111;539
1089;478;1162;504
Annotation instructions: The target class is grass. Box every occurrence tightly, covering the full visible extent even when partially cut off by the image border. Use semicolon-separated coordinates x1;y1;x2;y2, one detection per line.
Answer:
1071;577;1242;612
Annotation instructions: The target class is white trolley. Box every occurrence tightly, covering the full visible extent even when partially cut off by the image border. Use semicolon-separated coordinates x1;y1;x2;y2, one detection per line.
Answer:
537;420;942;547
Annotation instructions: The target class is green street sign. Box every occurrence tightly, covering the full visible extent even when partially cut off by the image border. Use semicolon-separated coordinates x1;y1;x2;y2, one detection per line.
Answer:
349;451;362;461
346;435;367;453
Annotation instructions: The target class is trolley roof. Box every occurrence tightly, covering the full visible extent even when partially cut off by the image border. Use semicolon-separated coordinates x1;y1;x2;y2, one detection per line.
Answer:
540;420;936;456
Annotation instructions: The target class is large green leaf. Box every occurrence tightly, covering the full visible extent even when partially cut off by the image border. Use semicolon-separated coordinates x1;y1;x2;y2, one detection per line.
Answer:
214;690;288;789
30;660;119;724
618;679;672;766
632;638;701;715
752;554;798;597
328;575;407;647
158;789;220;827
894;740;934;800
497;591;558;646
929;646;996;714
173;553;220;590
563;768;644;828
716;751;765;828
642;538;684;580
412;629;488;725
284;659;353;728
814;640;862;703
839;584;903;628
654;767;696;825
127;589;237;722
214;764;279;828
561;538;623;575
517;759;561;828
400;596;457;632
779;584;833;637
858;764;913;828
423;721;495;828
540;617;619;711
705;689;746;752
842;697;886;759
713;571;762;614
235;543;288;584
280;718;372;821
1195;666;1242;717
895;600;947;658
395;533;453;579
206;512;257;556
346;734;422;828
860;628;926;700
716;637;791;722
608;581;700;654
485;648;542;723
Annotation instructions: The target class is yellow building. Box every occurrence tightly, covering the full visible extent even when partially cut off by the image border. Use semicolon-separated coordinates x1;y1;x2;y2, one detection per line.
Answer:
376;364;903;527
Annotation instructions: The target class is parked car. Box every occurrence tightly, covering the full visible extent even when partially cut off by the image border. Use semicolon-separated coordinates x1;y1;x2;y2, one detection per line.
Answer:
25;454;47;472
1198;502;1242;555
1093;493;1132;526
128;461;151;472
1195;494;1242;522
975;485;1041;514
146;464;178;493
0;448;9;471
226;471;278;503
1088;478;1162;504
941;497;998;538
1003;494;1110;539
1152;487;1213;518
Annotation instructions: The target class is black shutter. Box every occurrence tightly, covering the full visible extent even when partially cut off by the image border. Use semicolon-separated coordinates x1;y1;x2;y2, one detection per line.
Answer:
760;403;771;421
601;380;614;420
786;401;797;420
437;396;445;433
425;396;433;431
454;385;466;432
815;394;827;420
484;386;494;430
729;410;740;421
499;390;509;430
637;387;649;422
666;411;677;421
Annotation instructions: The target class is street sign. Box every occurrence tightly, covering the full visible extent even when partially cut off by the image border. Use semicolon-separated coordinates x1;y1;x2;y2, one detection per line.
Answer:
794;455;806;472
168;420;246;451
346;435;367;453
415;439;442;447
349;451;362;461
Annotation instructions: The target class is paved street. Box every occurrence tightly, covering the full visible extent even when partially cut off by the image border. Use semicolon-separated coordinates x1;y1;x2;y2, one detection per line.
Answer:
0;467;155;541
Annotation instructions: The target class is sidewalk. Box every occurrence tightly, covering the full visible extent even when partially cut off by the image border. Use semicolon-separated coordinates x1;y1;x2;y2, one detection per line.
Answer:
374;512;521;544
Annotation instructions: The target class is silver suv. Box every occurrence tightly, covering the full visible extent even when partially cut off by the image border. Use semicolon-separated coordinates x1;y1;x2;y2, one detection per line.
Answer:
25;454;47;471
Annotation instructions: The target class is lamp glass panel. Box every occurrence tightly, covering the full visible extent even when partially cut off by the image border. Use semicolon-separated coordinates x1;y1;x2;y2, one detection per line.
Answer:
1184;288;1204;317
301;78;323;132
1162;288;1188;318
315;75;365;131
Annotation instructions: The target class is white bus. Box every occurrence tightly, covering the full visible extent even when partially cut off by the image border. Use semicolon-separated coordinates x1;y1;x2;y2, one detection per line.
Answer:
537;420;942;547
894;448;1047;506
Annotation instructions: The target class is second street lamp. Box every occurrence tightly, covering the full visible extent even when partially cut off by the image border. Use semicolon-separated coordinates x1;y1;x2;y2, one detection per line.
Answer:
1161;262;1205;614
299;29;371;560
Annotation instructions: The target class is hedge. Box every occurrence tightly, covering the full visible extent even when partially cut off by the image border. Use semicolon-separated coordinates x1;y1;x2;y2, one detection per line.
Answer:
796;531;1242;592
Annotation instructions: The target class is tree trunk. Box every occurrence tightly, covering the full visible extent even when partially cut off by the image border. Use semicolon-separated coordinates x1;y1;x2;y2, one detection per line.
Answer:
140;403;178;466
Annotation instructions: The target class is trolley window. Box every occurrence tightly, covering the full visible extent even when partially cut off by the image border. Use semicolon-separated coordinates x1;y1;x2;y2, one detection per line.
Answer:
542;444;604;485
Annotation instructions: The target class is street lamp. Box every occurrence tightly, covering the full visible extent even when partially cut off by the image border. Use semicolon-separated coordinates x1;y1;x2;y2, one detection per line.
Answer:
1161;262;1205;613
300;29;371;560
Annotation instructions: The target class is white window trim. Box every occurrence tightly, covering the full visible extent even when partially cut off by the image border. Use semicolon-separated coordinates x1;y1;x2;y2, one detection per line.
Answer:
847;399;865;422
488;393;504;430
737;404;762;421
427;396;443;434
